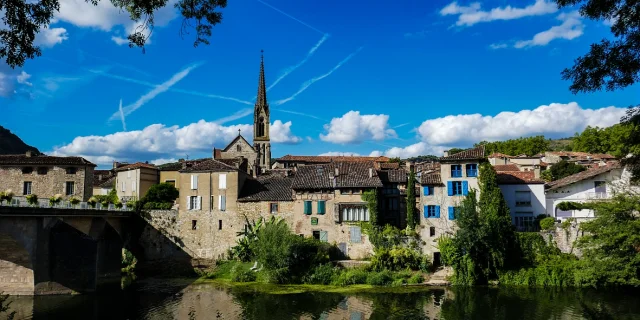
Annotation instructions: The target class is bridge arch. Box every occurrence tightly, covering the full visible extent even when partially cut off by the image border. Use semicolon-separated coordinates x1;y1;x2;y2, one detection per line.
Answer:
0;229;35;295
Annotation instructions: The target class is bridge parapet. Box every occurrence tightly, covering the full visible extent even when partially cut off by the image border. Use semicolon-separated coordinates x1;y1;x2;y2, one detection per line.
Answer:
0;203;133;217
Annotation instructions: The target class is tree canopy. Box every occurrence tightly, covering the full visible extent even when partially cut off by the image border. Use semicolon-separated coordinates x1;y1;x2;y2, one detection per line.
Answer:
1;0;227;68
555;0;640;94
475;136;550;156
570;123;639;158
144;182;179;203
548;160;586;181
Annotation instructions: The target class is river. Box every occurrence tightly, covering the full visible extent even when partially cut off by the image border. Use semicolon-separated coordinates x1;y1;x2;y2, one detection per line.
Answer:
5;279;640;319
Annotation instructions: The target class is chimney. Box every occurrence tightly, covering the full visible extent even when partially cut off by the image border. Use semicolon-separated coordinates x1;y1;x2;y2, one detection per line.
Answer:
25;150;32;157
406;161;414;173
98;174;103;181
334;167;339;177
332;176;337;188
369;168;373;178
443;151;449;157
113;161;120;169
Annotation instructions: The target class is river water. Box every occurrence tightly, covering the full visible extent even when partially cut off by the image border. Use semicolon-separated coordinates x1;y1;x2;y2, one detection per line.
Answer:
5;279;640;319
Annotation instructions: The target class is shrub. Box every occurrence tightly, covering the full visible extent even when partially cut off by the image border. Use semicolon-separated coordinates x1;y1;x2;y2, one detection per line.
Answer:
142;202;173;210
366;270;394;286
331;268;368;286
88;196;97;208
114;202;123;209
144;183;179;203
69;197;81;206
540;217;556;231
231;264;257;282
0;189;13;204
304;264;337;285
26;194;38;206
370;246;429;271
49;194;62;206
407;273;424;284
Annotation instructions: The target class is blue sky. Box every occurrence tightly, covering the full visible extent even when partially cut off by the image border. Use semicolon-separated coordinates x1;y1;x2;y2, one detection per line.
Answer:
1;0;638;168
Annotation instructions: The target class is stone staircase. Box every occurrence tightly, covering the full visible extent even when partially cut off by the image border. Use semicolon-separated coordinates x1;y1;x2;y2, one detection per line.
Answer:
425;267;452;286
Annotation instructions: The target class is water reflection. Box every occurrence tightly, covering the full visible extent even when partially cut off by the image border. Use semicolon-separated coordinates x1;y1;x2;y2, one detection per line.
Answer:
5;281;640;320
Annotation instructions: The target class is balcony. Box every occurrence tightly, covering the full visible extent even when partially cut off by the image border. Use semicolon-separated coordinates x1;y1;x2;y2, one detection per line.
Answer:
586;192;608;200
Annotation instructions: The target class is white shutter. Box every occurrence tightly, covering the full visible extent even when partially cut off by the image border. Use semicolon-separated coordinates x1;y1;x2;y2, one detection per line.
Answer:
191;175;198;190
197;196;202;210
219;174;227;189
122;181;125;191
132;181;136;192
218;195;222;210
187;196;191;210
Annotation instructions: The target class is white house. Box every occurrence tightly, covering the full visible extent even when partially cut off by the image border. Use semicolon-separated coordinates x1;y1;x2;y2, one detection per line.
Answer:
496;171;546;231
544;164;624;220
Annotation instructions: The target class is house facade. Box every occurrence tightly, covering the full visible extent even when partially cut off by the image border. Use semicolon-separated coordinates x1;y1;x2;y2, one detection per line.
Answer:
115;162;159;201
419;146;484;264
496;171;546;231
0;152;95;202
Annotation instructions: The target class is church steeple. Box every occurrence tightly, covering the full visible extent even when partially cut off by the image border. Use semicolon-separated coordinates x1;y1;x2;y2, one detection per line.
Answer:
253;50;271;174
255;50;269;115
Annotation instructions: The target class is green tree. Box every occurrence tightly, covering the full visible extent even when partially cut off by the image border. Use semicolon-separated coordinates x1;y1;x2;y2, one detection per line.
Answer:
448;148;465;155
405;170;416;230
362;189;379;226
574;194;640;287
549;160;586;181
554;0;640;94
475;136;550;156
1;0;227;67
144;182;179;203
389;157;401;163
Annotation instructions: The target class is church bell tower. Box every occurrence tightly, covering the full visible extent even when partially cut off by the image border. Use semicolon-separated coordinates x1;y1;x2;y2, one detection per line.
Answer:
253;51;271;173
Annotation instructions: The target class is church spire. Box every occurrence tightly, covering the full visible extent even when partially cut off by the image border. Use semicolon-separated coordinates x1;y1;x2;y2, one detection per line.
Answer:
256;50;269;113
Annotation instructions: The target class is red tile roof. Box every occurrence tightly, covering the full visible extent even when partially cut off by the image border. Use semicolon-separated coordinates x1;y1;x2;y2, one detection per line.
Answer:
114;162;158;171
421;173;442;185
546;163;621;190
488;153;513;158
494;164;520;172
291;162;383;189
278;155;390;163
440;145;485;162
497;171;545;185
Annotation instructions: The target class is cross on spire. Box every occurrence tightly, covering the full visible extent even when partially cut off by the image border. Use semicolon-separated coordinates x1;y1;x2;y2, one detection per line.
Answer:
238;128;241;136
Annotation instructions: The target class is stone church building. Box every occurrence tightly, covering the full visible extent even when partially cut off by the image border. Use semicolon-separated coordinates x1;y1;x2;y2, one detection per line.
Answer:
214;53;272;176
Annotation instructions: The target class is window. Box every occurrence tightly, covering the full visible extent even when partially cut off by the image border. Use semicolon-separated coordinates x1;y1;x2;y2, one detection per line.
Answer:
23;182;32;195
190;175;198;190
188;196;200;210
218;220;222;230
22;167;33;174
423;186;434;196
448;181;466;196
350;226;361;243
387;198;398;210
270;203;278;214
430;227;436;237
211;196;214;211
37;167;48;175
127;170;131;178
236;145;241;152
448;207;458;220
219;174;227;189
218;195;226;211
352;189;361;195
594;181;606;194
192;220;197;230
383;184;399;195
304;201;312;215
514;214;535;231
515;191;532;207
313;231;321;240
340;189;351;195
342;206;370;222
466;164;478;177
424;205;439;218
317;201;326;215
451;165;462;177
66;167;77;174
65;182;74;196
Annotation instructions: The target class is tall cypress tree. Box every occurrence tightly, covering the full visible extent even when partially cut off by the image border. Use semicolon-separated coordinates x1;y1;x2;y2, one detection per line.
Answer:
406;170;416;230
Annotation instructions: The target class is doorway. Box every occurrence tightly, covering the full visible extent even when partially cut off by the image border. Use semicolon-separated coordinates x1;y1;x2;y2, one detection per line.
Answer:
433;252;441;268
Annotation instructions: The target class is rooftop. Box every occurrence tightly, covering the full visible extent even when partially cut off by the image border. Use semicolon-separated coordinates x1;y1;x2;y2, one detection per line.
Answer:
546;163;622;191
0;154;95;166
277;155;390;163
440;145;485;162
238;174;294;202
493;164;520;172
377;169;407;184
291;162;383;190
157;159;209;171
114;162;158;171
179;158;239;173
496;171;545;185
421;172;442;185
487;153;513;159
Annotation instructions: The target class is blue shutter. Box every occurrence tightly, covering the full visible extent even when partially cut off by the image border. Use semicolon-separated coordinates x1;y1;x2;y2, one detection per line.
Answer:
448;207;455;220
423;206;428;218
447;181;453;196
304;201;312;215
462;181;469;195
435;206;441;218
317;201;326;215
423;186;428;196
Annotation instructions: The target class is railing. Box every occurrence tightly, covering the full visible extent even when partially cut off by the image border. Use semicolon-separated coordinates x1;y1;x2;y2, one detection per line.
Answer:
0;198;134;211
586;192;608;200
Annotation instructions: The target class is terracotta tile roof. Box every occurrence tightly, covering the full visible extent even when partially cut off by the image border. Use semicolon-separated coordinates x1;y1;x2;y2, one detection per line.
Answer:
0;154;96;166
421;173;442;185
238;175;294;202
93;170;115;187
416;162;440;172
377;169;407;184
114;162;158;171
494;164;520;172
278;155;390;164
488;153;513;158
546;163;622;190
546;151;616;160
497;171;545;185
540;161;549;167
377;162;400;170
96;175;115;188
158;159;209;171
291;162;383;190
179;159;238;173
440;145;485;162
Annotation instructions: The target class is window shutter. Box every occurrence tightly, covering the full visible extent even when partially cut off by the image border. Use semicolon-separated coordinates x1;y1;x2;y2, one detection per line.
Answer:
221;196;226;211
462;181;469;196
219;174;227;189
304;201;312;215
132;181;136;192
423;186;427;196
318;201;326;215
350;226;361;243
320;231;328;242
423;206;428;218
435;206;441;218
448;207;454;220
191;175;198;189
187;197;191;210
122;181;125;191
447;181;453;196
218;195;222;210
197;196;202;210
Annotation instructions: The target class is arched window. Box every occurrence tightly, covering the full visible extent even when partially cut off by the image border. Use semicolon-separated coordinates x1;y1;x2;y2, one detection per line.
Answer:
258;117;265;137
237;145;241;152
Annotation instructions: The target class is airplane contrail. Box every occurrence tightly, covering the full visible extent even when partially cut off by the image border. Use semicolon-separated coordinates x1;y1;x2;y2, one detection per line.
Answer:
267;33;330;91
256;0;325;35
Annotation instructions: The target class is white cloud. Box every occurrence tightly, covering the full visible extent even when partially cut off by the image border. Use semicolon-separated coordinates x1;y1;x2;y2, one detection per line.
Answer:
16;71;33;86
514;11;584;48
320;111;397;144
0;63;32;98
417;102;625;146
34;27;69;48
489;43;508;50
150;158;178;165
50;119;300;165
440;0;557;27
318;152;362;156
369;142;446;159
270;120;302;144
111;36;129;46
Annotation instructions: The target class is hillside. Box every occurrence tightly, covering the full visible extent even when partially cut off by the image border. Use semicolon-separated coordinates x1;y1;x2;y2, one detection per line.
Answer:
0;126;41;155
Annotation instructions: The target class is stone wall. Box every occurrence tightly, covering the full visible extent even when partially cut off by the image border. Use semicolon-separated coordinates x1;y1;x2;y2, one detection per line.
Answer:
544;223;583;256
0;165;93;201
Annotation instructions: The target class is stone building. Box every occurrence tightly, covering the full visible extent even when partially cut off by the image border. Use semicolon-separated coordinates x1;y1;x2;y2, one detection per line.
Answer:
376;163;409;228
115;162;159;202
158;158;209;188
93;169;115;195
0;151;95;202
419;146;484;265
213;53;271;176
290;162;382;259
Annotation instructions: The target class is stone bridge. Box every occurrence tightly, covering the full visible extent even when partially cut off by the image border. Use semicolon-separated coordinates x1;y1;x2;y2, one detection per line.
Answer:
0;206;132;295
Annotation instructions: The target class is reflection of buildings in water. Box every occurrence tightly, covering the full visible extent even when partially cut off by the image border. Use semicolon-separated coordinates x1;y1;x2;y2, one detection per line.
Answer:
300;296;373;320
423;288;453;319
154;284;242;320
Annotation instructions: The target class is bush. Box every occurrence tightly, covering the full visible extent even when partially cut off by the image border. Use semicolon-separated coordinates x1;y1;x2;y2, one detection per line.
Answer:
26;194;38;206
142;202;173;210
370;246;430;271
144;183;179;203
366;270;394;286
540;217;556;231
407;273;424;284
331;268;368;286
304;264;337;285
230;264;257;282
